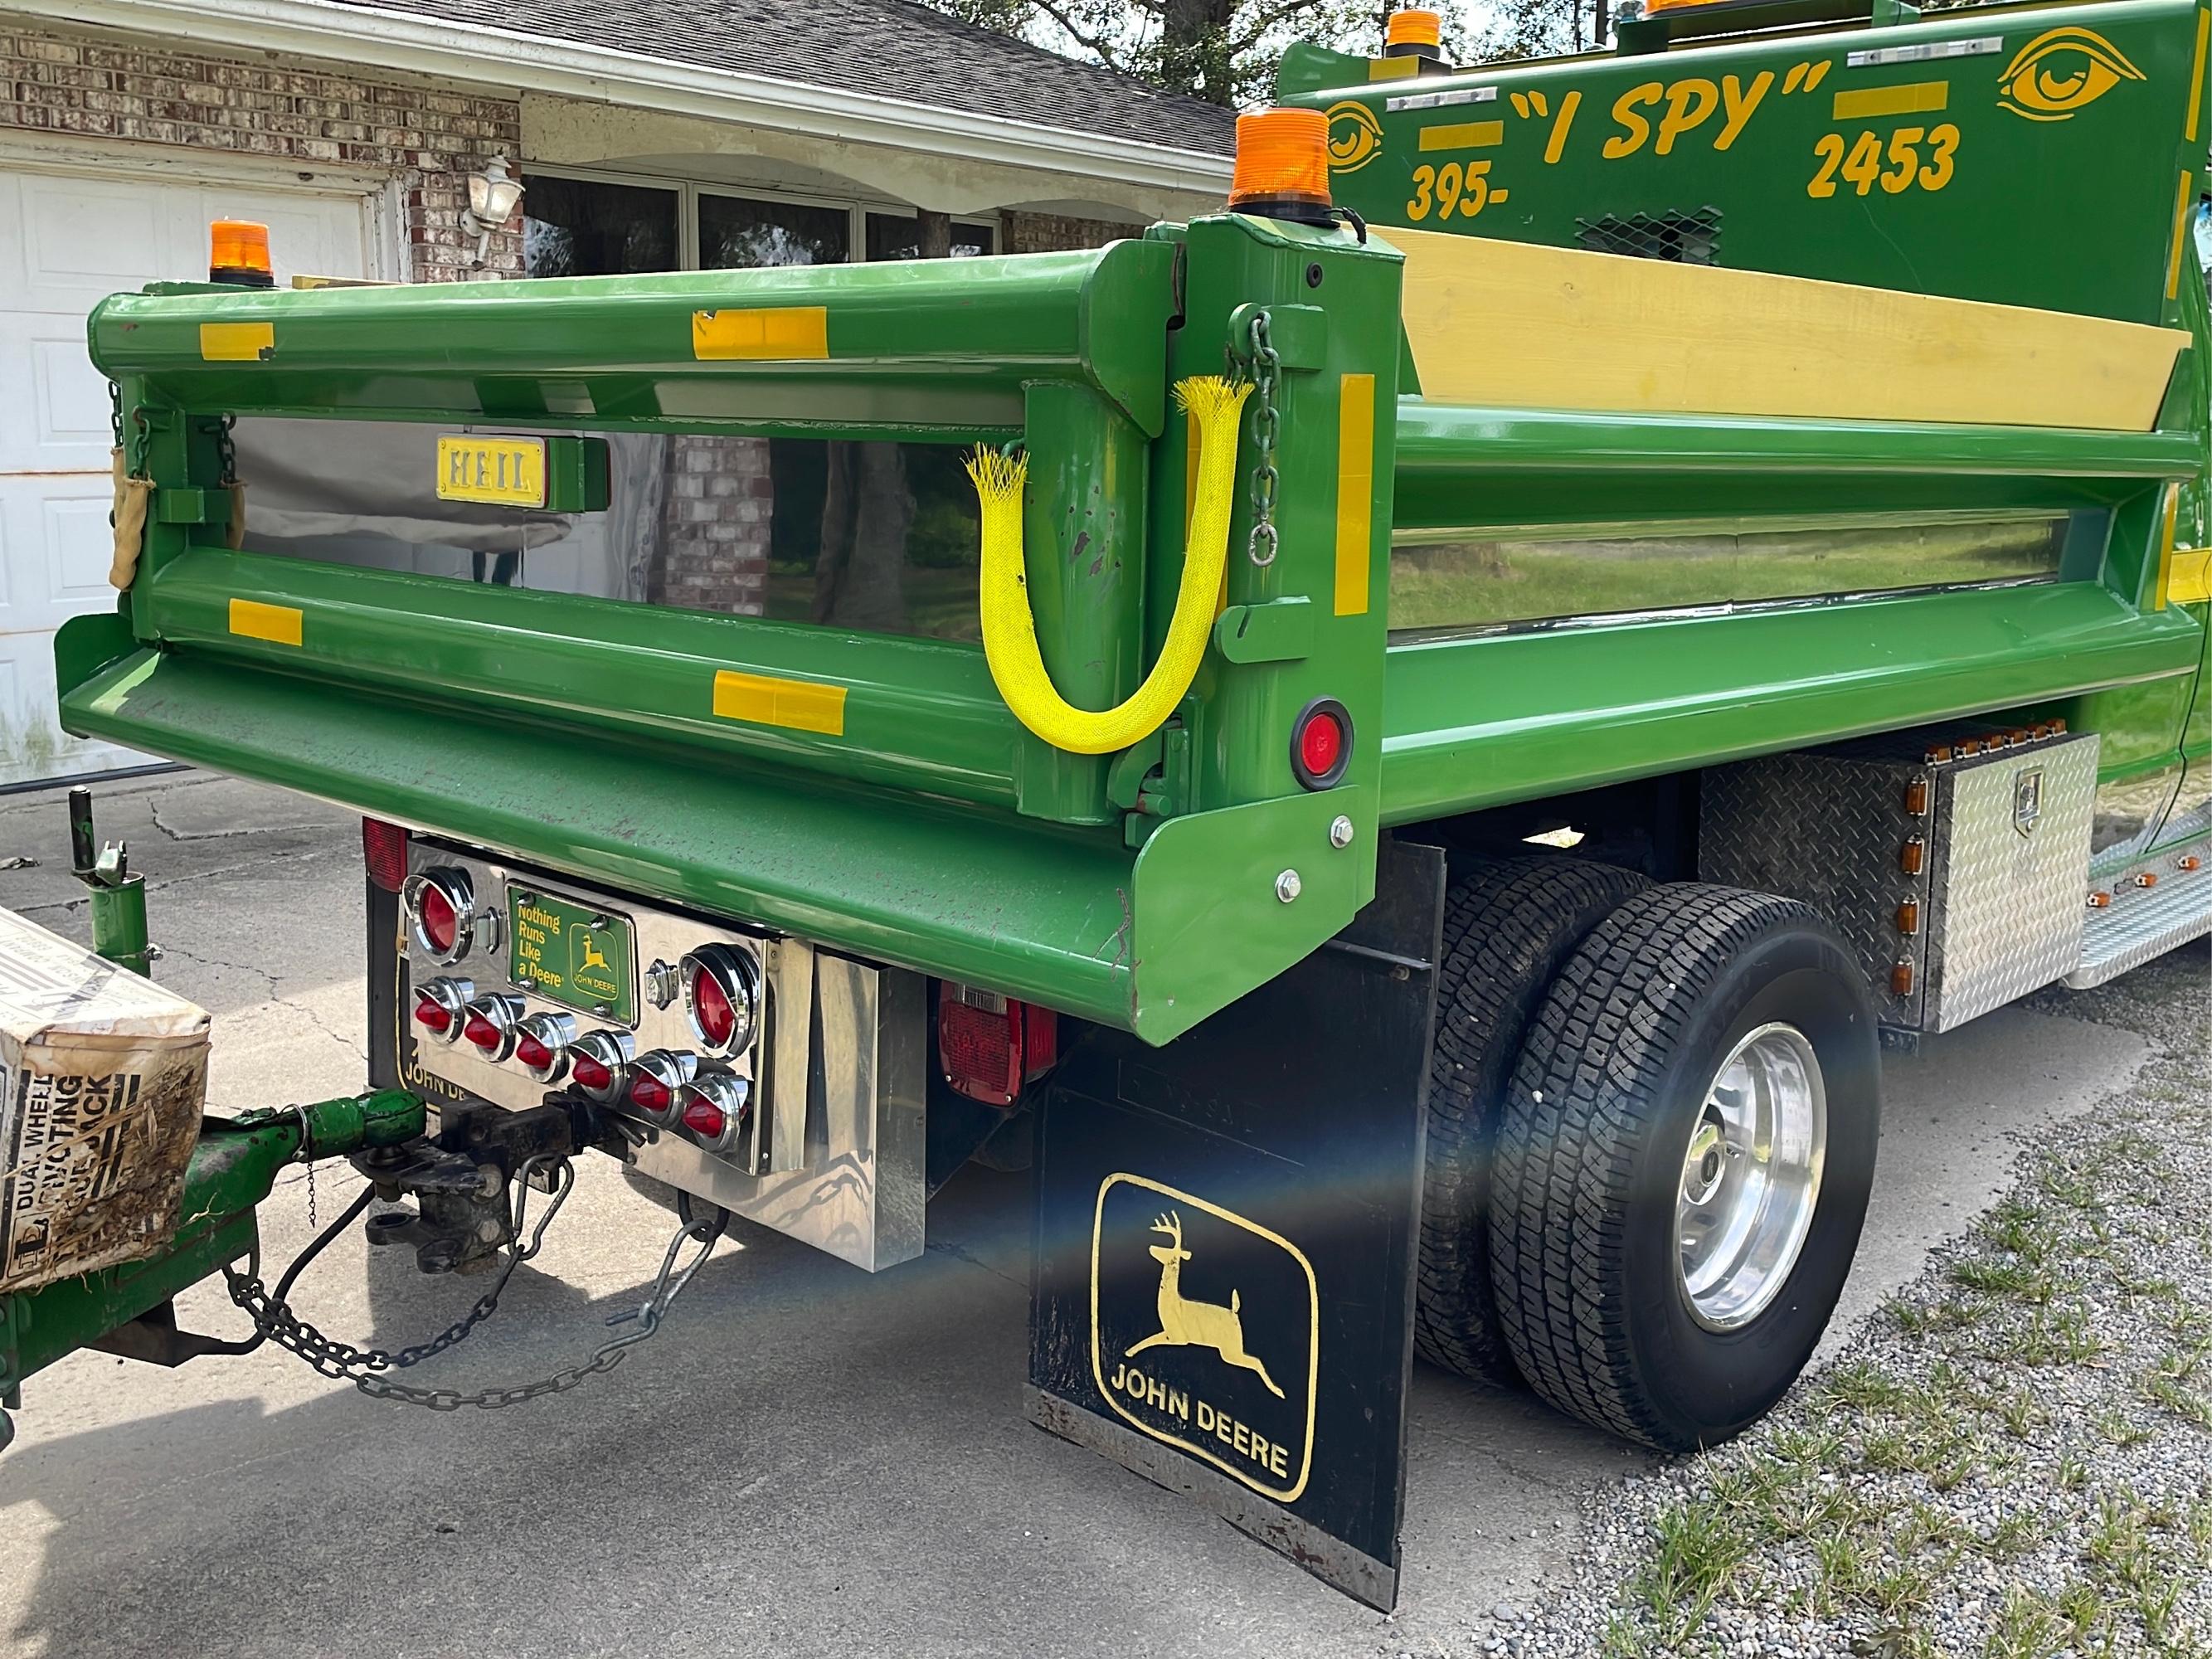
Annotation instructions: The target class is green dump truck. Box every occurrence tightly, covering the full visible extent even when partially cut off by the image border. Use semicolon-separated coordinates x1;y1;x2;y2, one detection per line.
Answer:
9;0;2212;1604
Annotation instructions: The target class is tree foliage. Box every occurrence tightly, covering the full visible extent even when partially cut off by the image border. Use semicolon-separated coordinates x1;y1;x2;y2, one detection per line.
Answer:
923;0;1605;107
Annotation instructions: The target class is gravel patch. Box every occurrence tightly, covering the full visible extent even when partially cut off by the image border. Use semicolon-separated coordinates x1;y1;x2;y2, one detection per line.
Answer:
1472;939;2212;1659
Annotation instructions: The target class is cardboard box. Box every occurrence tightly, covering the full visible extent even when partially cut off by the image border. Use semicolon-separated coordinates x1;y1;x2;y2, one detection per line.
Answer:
0;908;209;1294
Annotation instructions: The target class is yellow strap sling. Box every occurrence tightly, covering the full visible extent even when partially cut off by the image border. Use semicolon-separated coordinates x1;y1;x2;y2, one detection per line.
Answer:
965;376;1250;757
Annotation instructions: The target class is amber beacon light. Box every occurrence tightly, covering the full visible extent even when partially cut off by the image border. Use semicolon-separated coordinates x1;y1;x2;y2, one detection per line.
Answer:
209;219;275;289
1228;108;1333;223
1384;7;1442;50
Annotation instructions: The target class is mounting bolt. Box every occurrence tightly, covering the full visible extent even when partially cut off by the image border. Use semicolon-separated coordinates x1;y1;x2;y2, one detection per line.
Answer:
1329;815;1355;849
1275;869;1302;903
644;958;680;1009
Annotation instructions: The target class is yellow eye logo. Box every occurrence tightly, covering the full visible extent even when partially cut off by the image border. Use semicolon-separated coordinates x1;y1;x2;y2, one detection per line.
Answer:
1997;27;2144;121
1325;100;1384;173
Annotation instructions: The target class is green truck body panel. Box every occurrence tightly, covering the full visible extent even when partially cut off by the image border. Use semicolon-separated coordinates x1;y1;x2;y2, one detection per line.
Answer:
54;0;2212;1041
1281;0;2202;327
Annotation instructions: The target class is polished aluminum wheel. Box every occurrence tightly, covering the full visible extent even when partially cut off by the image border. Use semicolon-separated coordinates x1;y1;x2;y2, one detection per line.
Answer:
1675;1021;1827;1331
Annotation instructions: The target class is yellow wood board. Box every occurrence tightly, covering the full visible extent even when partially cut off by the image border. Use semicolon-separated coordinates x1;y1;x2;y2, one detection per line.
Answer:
1391;226;2187;431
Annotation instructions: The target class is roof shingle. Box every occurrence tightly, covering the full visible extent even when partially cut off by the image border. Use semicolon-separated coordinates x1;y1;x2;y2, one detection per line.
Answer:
334;0;1238;154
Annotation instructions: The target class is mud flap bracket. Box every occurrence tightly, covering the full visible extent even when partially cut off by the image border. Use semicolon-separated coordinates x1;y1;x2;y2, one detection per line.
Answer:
1027;838;1444;1608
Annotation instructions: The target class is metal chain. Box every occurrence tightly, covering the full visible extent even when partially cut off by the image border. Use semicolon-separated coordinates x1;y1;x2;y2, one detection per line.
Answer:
1245;309;1281;568
294;1102;318;1229
108;381;124;452
215;415;238;486
215;1153;732;1415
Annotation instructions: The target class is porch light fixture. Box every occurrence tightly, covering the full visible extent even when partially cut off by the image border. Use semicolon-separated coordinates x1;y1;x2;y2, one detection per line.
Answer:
461;156;526;266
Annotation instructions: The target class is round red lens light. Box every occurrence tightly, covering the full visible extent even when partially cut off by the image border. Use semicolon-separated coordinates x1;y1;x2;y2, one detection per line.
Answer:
630;1073;673;1112
420;883;459;956
693;968;737;1049
1298;710;1344;779
681;1098;728;1140
514;1033;552;1070
413;996;452;1034
571;1054;613;1092
463;1014;500;1050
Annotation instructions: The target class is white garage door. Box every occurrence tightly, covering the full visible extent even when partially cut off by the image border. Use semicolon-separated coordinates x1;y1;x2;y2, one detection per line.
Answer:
0;161;375;787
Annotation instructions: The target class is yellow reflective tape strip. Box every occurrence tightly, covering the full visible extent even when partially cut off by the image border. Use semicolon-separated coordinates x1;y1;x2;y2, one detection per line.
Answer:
199;322;274;362
2171;170;2197;300
712;669;845;736
228;597;302;646
2156;484;2184;608
1830;80;1948;120
2171;548;2212;606
1368;55;1419;80
691;306;829;361
1334;372;1376;618
1417;119;1504;151
2192;9;2210;142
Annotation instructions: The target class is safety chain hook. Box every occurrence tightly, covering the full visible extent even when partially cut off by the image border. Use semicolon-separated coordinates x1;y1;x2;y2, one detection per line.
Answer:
1244;309;1281;568
223;1158;722;1412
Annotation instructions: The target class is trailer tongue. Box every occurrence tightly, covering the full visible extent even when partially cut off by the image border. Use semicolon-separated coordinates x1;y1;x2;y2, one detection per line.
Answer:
9;0;2212;1607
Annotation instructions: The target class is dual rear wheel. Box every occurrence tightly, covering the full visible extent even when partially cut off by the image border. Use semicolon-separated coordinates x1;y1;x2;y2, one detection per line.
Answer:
1417;861;1880;1452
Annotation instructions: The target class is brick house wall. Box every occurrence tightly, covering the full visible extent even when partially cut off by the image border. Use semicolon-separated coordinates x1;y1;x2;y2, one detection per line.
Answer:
0;24;523;280
1004;210;1145;253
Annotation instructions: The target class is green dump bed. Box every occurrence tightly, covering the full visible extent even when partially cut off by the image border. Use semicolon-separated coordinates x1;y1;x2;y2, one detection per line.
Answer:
58;0;2212;1041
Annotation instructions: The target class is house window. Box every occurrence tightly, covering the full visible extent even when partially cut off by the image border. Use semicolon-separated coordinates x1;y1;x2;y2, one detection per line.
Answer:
700;194;851;269
520;175;678;277
519;169;997;276
865;213;995;260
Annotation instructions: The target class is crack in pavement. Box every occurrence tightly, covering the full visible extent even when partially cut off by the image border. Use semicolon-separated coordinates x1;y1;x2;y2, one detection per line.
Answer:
157;941;368;1063
925;1237;1028;1294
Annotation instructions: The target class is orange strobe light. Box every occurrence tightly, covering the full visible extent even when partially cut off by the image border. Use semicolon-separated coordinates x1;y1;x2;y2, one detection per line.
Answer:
1384;7;1442;48
210;219;275;289
1228;108;1332;223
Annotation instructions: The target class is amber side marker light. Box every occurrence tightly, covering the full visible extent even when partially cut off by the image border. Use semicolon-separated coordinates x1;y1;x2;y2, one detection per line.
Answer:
1229;108;1334;224
210;219;275;289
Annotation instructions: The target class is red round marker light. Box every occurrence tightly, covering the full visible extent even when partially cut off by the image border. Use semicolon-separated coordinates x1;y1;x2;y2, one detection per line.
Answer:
681;1097;728;1140
514;1032;552;1071
571;1053;612;1092
629;1073;673;1112
1298;710;1343;777
413;995;453;1034
692;966;737;1050
419;883;459;956
1289;698;1353;791
463;1014;501;1050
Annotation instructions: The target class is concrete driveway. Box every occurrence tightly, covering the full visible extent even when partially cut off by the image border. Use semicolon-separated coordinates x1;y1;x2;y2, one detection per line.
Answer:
0;771;2154;1659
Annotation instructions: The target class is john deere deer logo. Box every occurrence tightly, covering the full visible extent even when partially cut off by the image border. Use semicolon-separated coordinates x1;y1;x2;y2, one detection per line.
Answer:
577;933;611;975
1125;1211;1285;1399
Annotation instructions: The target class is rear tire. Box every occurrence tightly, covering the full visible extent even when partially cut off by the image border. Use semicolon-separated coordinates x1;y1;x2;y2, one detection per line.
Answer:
1415;857;1648;1384
1489;884;1880;1450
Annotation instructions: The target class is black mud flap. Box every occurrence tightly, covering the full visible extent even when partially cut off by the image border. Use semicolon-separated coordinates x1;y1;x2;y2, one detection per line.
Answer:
1028;839;1445;1608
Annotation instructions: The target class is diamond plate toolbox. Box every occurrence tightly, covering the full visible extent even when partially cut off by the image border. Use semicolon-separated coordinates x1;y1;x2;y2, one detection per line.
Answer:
1700;727;2098;1034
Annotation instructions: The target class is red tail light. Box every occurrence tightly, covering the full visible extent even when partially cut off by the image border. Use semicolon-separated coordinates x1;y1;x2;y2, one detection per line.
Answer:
572;1053;613;1091
939;985;1057;1107
362;818;408;892
514;1032;552;1070
414;995;454;1034
464;1014;502;1050
693;967;737;1049
419;883;459;956
1291;698;1351;790
681;1097;727;1139
630;1072;673;1112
